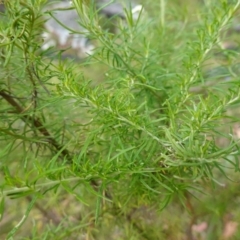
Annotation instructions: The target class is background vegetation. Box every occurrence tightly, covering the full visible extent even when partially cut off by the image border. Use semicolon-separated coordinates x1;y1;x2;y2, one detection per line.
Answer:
1;0;240;239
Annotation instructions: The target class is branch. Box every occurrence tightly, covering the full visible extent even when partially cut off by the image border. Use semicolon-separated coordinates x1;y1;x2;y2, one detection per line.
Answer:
0;90;71;161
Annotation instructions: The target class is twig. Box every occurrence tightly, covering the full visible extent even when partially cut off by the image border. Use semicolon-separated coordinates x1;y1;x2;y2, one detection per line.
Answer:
0;89;71;160
26;196;62;225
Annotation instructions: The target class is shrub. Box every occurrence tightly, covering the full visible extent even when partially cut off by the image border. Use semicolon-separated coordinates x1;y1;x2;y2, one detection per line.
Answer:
1;0;240;239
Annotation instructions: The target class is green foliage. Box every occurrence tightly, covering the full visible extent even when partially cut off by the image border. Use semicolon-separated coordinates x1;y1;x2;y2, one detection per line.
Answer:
1;0;240;239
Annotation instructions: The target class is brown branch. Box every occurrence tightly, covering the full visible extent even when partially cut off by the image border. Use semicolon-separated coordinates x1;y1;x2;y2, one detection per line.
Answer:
0;89;71;161
184;191;197;240
26;196;62;225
